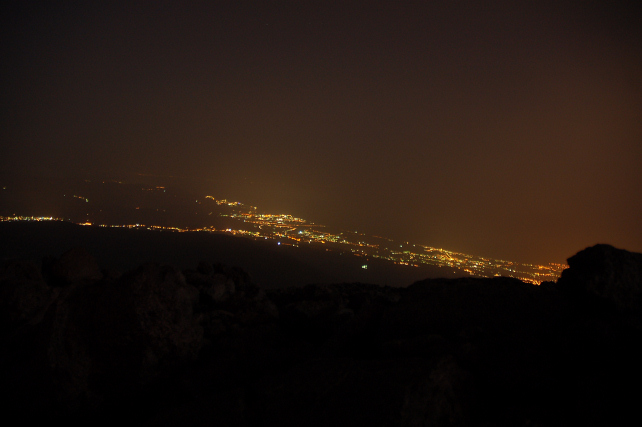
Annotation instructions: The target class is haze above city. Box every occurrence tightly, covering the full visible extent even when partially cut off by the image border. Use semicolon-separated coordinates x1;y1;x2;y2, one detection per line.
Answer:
2;1;641;265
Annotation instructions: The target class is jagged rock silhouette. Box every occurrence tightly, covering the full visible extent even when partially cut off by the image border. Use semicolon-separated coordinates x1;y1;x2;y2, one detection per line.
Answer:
1;244;641;426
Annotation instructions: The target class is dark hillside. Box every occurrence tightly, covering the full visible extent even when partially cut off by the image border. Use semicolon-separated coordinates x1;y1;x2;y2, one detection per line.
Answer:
2;243;641;426
0;221;461;288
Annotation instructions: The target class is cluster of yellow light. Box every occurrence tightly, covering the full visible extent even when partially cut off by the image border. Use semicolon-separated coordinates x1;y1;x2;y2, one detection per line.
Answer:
231;212;306;226
2;188;568;284
207;208;566;283
205;195;256;209
0;215;62;222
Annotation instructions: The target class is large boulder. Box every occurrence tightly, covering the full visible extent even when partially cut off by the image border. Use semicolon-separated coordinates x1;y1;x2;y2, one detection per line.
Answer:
115;263;203;371
557;244;642;324
8;262;203;416
552;245;642;426
185;261;278;348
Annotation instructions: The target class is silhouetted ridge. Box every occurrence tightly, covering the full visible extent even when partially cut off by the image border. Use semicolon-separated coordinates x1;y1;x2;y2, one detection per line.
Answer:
1;244;641;426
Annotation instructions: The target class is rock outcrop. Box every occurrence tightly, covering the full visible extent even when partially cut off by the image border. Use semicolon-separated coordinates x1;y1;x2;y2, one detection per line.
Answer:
558;243;642;326
1;243;641;426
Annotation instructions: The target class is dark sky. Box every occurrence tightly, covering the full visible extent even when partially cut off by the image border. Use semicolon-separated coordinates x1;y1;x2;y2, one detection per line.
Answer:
2;1;641;264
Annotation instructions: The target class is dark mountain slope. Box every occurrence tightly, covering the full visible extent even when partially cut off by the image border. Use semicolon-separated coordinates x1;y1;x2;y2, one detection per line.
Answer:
0;221;461;288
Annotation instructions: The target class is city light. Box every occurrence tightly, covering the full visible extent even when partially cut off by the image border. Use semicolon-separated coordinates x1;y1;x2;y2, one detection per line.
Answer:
1;193;567;284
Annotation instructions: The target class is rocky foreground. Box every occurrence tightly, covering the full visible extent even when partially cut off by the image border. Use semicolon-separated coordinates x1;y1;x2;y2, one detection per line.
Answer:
2;244;642;426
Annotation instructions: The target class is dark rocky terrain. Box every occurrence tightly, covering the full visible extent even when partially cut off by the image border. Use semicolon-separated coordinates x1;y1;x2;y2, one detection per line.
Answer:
2;243;642;426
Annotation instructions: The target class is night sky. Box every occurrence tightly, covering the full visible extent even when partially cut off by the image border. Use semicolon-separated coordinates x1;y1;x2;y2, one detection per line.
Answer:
2;1;641;264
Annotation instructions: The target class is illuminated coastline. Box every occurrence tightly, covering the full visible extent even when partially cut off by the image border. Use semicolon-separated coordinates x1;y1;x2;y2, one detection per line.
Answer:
1;201;566;284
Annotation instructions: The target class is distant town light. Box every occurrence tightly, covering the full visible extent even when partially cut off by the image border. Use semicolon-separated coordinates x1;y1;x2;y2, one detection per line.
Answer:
1;184;566;285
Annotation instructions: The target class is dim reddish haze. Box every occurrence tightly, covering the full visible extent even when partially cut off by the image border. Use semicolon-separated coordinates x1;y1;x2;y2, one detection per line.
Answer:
2;1;641;264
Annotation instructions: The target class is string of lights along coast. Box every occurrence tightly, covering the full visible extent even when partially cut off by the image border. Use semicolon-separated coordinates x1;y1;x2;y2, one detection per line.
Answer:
1;192;565;284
